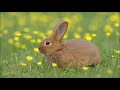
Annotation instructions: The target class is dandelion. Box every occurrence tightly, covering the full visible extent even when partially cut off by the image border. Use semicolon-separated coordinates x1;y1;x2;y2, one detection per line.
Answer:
21;44;27;49
30;39;36;43
52;63;57;67
39;32;46;38
20;63;27;67
37;39;41;43
14;31;22;36
73;33;80;38
82;66;89;71
8;39;14;45
47;30;53;35
84;33;92;41
114;49;120;54
34;48;39;53
37;61;42;65
104;25;113;33
91;33;96;37
111;55;115;58
33;31;39;35
23;27;30;33
26;56;33;62
107;69;113;75
114;22;119;28
105;32;111;37
110;14;119;22
24;34;32;40
117;64;120;69
14;37;19;41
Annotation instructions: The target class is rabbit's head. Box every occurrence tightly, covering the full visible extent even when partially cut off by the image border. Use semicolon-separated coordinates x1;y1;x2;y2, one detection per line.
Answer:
38;19;68;56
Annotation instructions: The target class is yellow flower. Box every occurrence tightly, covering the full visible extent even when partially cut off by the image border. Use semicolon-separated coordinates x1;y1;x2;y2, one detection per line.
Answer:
104;25;113;33
20;63;27;67
47;30;53;35
23;27;30;33
26;56;33;62
52;63;57;67
82;66;89;70
24;34;32;40
14;42;21;48
73;33;80;38
33;31;39;35
30;39;36;43
14;37;19;41
107;69;113;75
3;30;8;35
114;49;120;54
117;64;120;69
91;33;96;37
39;32;46;38
84;33;92;41
37;61;42;65
110;14;119;22
63;34;68;39
111;55;115;58
8;39;14;45
37;39;41;43
105;32;111;37
21;44;27;49
114;22;119;28
14;31;22;36
34;48;39;53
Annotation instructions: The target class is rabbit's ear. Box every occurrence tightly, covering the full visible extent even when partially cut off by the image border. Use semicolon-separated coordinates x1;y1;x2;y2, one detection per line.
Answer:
53;19;68;41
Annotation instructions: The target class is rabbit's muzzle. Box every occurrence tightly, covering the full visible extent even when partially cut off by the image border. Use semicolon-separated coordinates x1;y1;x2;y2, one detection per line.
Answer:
38;47;46;54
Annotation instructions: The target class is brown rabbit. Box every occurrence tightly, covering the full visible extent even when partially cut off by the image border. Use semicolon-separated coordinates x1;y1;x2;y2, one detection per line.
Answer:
38;19;101;68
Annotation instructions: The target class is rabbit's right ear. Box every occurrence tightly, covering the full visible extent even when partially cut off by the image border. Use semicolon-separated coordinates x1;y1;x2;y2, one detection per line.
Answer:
53;19;68;41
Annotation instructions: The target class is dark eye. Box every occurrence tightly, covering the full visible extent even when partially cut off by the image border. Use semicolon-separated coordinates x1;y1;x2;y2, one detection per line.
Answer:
46;42;50;45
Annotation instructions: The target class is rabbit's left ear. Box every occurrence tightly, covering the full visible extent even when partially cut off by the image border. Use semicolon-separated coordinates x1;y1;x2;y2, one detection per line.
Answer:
53;19;68;41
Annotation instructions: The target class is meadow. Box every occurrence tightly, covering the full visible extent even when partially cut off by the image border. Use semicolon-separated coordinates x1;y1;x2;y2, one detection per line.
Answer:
0;12;120;78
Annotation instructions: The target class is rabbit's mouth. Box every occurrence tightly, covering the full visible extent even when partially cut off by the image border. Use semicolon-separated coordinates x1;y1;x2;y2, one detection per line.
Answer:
38;48;46;54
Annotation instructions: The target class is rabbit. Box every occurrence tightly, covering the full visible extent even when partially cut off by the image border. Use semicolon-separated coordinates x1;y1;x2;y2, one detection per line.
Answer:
38;19;101;68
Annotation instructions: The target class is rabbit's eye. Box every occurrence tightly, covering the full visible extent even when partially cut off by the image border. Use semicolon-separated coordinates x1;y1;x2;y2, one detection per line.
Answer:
45;42;51;46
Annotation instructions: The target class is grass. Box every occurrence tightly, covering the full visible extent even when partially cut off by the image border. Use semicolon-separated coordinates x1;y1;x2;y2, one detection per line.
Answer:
0;12;120;78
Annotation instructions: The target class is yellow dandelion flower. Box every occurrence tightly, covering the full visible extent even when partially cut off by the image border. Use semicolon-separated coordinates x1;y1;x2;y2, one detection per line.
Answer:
82;66;89;71
52;63;57;67
114;49;120;54
107;69;113;75
8;39;14;45
117;64;120;69
47;30;53;35
3;30;8;35
34;48;39;53
37;39;41;43
110;14;119;22
37;61;42;65
24;34;32;40
39;32;45;38
104;25;113;33
91;33;96;37
73;33;80;38
21;44;27;49
84;33;92;41
26;56;33;62
33;31;39;35
14;42;21;48
14;37;19;41
20;63;27;67
30;39;36;43
23;27;30;33
105;32;111;37
114;22;119;27
14;31;22;36
111;55;115;58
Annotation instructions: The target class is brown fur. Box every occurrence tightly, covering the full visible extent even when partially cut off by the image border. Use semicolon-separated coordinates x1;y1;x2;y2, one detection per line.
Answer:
38;19;101;68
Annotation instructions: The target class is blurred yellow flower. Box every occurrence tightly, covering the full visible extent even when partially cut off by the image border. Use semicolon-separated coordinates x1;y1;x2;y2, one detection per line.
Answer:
84;33;93;41
114;22;119;28
14;37;19;41
8;39;14;45
111;55;115;58
37;39;41;43
82;66;89;70
47;30;53;35
14;31;22;36
114;49;120;54
14;42;21;48
33;31;39;35
105;32;111;37
26;56;33;62
52;63;57;67
63;34;68;39
21;44;27;49
20;63;27;67
30;39;36;43
18;18;26;26
117;64;120;69
39;32;46;38
34;48;39;53
3;30;8;35
107;69;113;75
23;27;30;33
37;61;42;65
104;25;113;33
24;34;32;40
91;33;96;37
73;33;80;38
110;14;119;22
